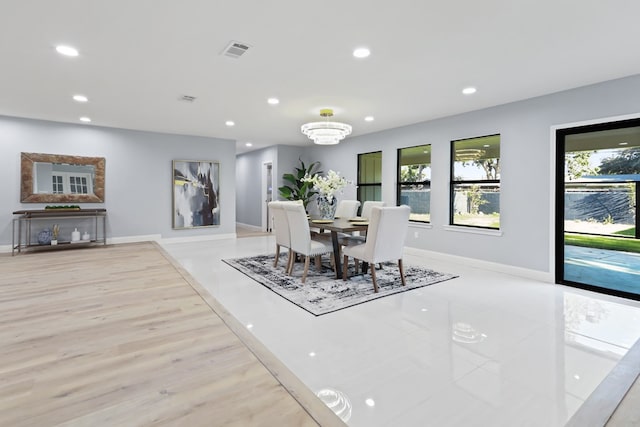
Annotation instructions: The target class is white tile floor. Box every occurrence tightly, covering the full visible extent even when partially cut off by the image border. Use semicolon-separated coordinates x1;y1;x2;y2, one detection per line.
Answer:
161;236;640;427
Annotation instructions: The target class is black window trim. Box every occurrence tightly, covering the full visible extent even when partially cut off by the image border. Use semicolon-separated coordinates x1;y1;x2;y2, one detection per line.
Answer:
449;133;501;230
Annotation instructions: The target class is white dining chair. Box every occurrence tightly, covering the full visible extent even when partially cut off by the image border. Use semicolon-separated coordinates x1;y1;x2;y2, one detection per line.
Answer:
283;203;335;283
334;200;361;219
342;205;411;292
269;200;303;271
360;201;386;219
340;201;387;247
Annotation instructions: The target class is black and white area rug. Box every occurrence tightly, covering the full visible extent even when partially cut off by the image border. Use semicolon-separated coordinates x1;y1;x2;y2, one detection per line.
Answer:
223;253;458;316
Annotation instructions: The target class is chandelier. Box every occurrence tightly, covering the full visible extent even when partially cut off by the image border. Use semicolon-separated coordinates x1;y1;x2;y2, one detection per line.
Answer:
301;109;352;145
455;148;486;161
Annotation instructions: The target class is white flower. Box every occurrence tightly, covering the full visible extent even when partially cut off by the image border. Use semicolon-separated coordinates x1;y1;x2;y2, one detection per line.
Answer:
302;170;351;202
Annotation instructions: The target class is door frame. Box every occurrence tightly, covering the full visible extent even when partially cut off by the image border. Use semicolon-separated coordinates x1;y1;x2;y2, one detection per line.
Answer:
261;161;273;232
552;113;640;300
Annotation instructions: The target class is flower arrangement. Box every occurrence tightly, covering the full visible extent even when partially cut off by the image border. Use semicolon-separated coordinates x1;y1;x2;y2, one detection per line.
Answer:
302;170;351;202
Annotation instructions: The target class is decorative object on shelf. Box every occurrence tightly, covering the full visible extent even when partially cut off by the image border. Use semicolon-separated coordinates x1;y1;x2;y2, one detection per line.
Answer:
71;228;81;242
37;228;52;245
45;205;81;210
82;231;90;241
173;160;220;229
51;224;60;245
301;109;352;145
278;158;322;209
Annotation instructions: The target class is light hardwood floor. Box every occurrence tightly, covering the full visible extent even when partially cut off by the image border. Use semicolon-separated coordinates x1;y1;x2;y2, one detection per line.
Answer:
0;243;341;426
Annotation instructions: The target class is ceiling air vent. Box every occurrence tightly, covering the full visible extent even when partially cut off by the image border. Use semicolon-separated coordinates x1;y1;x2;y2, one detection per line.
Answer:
221;41;250;59
179;95;197;102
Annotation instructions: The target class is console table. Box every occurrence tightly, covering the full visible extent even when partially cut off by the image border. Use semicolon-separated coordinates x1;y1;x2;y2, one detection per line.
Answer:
12;209;107;255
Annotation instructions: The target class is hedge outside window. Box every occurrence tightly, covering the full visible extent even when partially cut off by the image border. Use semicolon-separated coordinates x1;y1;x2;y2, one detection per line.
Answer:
450;135;500;229
397;144;431;222
358;151;382;205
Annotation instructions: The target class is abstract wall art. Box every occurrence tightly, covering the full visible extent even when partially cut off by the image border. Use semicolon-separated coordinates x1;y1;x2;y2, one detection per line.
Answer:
172;160;220;229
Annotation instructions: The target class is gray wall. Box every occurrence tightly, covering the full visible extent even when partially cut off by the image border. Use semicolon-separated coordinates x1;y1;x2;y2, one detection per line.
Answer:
235;146;277;227
235;144;305;227
1;116;236;245
304;74;640;273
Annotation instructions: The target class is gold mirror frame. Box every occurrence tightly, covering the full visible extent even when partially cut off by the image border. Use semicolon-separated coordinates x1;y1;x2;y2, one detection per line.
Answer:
20;152;105;203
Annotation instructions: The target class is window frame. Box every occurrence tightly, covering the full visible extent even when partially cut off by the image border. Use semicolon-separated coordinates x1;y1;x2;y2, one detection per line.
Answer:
51;171;93;195
397;144;431;223
357;151;382;206
449;134;501;230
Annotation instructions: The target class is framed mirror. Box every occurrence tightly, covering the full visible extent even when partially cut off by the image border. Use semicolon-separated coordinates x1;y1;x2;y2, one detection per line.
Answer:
20;152;105;203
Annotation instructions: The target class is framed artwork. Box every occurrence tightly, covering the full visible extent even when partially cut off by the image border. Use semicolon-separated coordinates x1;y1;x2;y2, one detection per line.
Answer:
172;160;220;229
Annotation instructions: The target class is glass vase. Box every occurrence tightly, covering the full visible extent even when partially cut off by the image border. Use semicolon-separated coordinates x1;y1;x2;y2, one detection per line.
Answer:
317;195;337;219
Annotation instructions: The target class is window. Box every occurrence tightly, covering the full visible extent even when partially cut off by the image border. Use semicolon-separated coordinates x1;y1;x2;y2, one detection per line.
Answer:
51;172;93;195
52;175;64;194
357;151;382;205
397;144;431;222
450;135;500;229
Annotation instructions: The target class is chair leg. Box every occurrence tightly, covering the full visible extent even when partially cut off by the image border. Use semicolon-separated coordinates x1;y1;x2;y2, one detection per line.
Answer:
398;259;406;286
315;255;322;272
342;254;349;281
287;250;295;275
274;244;281;267
354;259;360;274
370;265;379;293
301;256;311;283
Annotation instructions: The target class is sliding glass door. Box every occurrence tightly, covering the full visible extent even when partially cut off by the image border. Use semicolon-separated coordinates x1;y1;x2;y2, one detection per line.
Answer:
556;118;640;299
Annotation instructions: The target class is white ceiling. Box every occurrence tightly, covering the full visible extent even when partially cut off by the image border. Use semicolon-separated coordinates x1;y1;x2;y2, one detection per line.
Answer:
2;1;640;154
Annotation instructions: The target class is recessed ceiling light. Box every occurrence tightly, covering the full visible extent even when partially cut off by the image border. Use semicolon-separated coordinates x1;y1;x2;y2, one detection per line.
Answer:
483;144;490;148
79;116;91;123
619;142;629;145
267;97;280;105
309;352;316;357
225;120;235;127
56;45;79;57
73;95;88;103
365;398;375;407
246;323;253;329
462;87;477;95
353;47;371;58
245;142;253;147
364;116;374;122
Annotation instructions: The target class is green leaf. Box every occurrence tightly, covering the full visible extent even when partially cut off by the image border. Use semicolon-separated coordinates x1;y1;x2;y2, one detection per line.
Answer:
282;173;297;184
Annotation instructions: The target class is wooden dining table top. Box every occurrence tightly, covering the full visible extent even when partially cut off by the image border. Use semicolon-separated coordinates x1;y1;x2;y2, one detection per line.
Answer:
308;217;369;232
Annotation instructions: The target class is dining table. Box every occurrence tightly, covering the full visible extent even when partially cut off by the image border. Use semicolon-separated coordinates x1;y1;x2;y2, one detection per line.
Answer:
309;216;369;279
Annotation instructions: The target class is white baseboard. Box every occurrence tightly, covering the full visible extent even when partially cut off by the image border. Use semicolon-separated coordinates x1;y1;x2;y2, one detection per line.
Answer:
404;246;554;283
236;222;263;232
160;233;237;244
1;233;237;253
108;234;161;245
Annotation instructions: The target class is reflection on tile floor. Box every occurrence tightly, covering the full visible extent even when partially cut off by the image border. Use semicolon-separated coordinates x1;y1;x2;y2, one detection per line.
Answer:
162;236;640;427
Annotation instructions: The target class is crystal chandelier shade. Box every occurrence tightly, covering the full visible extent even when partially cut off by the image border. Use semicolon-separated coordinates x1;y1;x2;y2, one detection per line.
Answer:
301;109;352;145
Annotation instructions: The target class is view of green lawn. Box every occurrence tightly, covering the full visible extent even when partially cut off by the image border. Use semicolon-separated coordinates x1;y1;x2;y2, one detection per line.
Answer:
565;231;640;254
